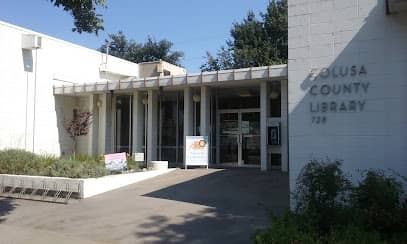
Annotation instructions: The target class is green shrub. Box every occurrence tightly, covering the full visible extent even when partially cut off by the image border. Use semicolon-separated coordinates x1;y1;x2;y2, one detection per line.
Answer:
47;158;106;178
325;225;383;244
252;211;318;244
0;149;106;178
71;154;103;162
294;159;351;234
0;149;35;174
252;216;384;244
0;149;56;175
352;170;407;236
253;161;407;244
127;158;140;171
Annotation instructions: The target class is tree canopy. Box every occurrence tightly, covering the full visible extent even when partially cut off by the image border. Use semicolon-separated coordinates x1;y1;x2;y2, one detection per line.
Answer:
200;0;287;71
99;31;184;66
50;0;106;34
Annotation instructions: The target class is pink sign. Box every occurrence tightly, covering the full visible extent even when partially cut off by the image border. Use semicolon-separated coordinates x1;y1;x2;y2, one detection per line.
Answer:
104;152;127;170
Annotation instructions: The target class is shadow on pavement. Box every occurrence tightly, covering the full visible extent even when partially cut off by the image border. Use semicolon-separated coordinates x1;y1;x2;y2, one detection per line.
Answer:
0;197;18;223
137;168;289;243
135;209;251;244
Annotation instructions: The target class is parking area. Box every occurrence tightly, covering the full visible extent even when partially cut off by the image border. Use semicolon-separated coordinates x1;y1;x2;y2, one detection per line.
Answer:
0;168;289;244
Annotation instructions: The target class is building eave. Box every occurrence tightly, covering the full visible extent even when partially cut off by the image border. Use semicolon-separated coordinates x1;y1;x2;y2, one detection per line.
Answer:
53;65;288;95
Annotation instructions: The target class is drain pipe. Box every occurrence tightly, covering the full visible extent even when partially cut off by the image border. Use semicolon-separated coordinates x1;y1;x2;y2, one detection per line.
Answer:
24;72;29;150
32;48;38;153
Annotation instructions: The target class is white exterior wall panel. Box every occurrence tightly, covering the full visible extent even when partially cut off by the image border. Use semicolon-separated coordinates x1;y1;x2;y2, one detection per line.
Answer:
0;21;139;156
288;0;407;203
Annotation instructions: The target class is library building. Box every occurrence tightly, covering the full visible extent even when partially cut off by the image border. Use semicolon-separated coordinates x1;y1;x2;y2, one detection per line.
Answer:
0;0;406;193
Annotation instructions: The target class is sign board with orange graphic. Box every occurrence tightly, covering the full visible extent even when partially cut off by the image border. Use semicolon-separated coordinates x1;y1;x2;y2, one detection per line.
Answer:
185;136;209;169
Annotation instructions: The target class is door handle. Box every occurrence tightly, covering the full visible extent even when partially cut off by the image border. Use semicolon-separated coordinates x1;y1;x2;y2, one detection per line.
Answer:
237;134;242;144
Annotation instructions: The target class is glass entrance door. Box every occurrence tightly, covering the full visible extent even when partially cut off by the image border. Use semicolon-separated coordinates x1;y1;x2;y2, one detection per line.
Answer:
219;113;239;164
241;112;260;165
217;110;260;166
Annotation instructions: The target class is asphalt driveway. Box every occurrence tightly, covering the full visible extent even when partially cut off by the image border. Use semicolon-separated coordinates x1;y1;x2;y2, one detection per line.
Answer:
0;168;289;244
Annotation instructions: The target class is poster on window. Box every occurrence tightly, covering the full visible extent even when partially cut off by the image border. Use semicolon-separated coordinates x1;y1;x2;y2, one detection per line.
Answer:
185;136;209;168
241;120;250;134
104;152;127;171
133;153;144;162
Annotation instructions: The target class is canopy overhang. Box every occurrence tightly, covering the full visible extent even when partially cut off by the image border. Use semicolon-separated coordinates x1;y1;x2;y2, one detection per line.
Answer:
53;65;288;95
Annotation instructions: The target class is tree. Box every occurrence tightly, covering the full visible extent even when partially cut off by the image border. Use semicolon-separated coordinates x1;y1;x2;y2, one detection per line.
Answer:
98;31;135;60
50;0;106;34
263;0;288;63
99;32;184;66
231;11;270;68
64;110;92;157
200;0;287;71
200;46;234;72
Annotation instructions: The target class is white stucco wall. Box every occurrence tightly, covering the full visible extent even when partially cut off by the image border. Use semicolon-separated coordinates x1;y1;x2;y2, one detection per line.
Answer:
0;21;139;156
288;0;407;199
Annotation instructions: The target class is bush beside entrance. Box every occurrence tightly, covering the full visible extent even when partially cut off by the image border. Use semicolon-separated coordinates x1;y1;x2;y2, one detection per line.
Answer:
252;160;407;244
0;149;140;178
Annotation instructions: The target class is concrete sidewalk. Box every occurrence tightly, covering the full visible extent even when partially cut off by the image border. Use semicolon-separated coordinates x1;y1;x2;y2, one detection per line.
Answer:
0;168;289;244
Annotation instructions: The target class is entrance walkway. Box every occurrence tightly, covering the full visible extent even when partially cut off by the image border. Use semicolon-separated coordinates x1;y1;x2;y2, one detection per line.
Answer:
0;168;289;244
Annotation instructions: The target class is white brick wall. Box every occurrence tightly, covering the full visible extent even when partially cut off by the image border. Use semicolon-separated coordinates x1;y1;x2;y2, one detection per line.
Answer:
288;0;407;203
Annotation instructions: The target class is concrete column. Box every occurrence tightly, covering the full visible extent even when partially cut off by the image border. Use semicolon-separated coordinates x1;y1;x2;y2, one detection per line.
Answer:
147;90;158;162
260;81;269;171
200;86;211;137
183;87;193;166
200;86;211;164
105;93;113;154
132;91;145;156
280;80;289;172
98;93;113;154
87;94;99;156
97;94;105;155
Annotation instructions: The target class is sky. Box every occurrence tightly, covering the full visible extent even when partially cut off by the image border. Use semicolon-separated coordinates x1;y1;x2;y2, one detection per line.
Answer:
0;0;270;73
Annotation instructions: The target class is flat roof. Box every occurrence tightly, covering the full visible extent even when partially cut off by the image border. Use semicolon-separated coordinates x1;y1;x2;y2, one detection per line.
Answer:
53;64;287;95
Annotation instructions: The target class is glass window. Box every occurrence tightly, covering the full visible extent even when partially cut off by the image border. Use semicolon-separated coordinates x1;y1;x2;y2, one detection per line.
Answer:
178;94;184;146
115;95;132;153
220;113;239;135
218;96;260;109
270;153;282;168
211;94;217;163
194;101;200;136
269;82;281;118
161;99;177;146
216;87;260;110
161;147;177;167
142;101;146;147
158;91;184;166
241;112;260;135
